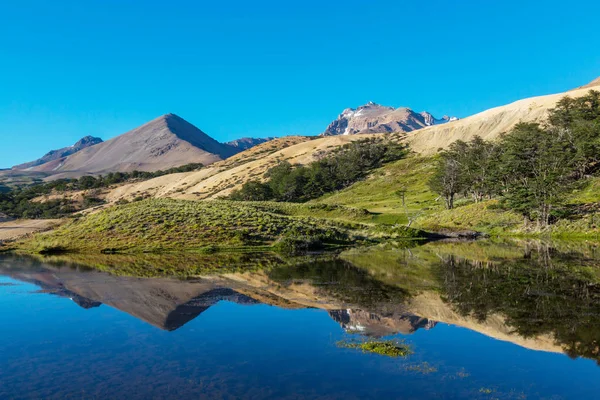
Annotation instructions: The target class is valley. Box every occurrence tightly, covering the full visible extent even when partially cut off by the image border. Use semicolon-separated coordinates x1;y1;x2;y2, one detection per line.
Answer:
2;78;600;256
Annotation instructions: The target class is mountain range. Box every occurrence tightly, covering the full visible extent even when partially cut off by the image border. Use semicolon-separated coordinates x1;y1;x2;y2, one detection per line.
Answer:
321;101;457;136
7;77;600;180
9;102;457;178
13;114;242;177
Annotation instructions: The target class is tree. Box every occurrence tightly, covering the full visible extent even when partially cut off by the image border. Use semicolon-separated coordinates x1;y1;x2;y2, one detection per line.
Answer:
499;123;575;227
229;180;273;201
460;136;500;202
548;90;600;179
429;151;464;209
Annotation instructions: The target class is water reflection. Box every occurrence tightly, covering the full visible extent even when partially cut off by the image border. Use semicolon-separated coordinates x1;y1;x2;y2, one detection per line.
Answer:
3;239;600;363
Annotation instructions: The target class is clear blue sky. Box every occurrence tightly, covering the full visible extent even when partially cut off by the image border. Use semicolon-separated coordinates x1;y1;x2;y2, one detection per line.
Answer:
1;0;599;168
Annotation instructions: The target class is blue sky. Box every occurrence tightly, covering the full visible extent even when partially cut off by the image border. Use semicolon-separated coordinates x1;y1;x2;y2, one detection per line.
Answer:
1;0;599;168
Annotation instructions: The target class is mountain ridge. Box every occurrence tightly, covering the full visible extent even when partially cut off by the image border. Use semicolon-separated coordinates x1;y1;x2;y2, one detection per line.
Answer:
321;101;457;136
13;136;103;170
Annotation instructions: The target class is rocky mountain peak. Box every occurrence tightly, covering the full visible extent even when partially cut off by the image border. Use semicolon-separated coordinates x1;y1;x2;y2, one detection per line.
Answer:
321;102;457;136
73;136;103;148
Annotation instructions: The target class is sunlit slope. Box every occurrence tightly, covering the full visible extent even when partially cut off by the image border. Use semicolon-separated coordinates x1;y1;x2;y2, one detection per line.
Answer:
316;156;439;224
98;81;599;206
404;83;600;154
106;134;384;202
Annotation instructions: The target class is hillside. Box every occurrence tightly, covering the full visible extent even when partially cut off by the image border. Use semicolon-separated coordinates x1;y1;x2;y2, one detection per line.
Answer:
321;101;456;136
226;137;275;151
28;114;237;178
100;81;599;204
575;76;600;90
12;136;103;170
104;134;378;202
404;81;600;154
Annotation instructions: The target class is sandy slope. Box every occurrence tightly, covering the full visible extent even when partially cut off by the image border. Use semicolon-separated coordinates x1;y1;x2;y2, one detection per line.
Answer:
404;83;600;154
0;219;60;241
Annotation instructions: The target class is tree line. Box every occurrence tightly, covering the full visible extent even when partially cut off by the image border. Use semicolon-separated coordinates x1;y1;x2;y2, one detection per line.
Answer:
429;90;600;227
0;163;204;219
230;138;408;202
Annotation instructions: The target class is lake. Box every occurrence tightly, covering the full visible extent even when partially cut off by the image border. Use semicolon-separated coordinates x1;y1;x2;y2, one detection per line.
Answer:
1;240;600;399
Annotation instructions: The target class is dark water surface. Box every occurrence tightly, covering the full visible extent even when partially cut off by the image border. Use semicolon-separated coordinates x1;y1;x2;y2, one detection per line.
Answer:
2;240;600;399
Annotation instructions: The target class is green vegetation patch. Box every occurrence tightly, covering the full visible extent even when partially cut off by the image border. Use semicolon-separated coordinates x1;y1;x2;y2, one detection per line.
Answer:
230;138;409;203
19;198;389;254
415;200;523;235
318;156;439;219
337;339;412;358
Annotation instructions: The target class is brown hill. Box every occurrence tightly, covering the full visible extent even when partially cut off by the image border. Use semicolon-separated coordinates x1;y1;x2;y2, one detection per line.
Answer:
30;114;236;177
404;82;600;154
574;76;600;90
104;135;368;202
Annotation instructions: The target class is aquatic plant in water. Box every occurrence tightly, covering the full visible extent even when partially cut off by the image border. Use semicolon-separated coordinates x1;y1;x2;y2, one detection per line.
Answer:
337;339;412;358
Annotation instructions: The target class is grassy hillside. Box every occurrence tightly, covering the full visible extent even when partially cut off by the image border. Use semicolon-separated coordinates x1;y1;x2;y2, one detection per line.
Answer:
313;155;600;238
20;199;426;254
316;156;440;225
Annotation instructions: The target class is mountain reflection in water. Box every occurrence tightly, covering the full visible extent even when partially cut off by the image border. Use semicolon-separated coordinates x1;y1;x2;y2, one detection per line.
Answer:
2;240;600;399
2;239;600;359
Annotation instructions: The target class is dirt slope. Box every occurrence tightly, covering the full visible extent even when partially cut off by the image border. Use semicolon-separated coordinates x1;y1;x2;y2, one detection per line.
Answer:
404;83;600;154
0;219;60;242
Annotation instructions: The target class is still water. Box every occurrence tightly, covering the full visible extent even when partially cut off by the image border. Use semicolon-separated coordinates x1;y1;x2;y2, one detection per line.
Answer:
1;240;600;399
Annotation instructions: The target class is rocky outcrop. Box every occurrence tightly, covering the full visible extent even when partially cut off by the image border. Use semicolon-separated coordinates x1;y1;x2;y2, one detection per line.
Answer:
225;137;274;151
321;101;457;136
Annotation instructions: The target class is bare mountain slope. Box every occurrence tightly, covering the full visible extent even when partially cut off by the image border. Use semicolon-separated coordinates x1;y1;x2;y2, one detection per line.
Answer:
225;137;275;151
405;81;600;154
321;101;457;136
12;136;103;170
574;76;600;90
30;114;235;177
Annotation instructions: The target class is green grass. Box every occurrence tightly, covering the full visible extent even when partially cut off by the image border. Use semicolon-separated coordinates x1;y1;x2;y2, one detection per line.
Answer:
20;199;354;253
24;252;287;278
339;244;440;293
566;177;600;204
19;198;427;254
337;339;412;358
316;156;440;225
414;200;523;235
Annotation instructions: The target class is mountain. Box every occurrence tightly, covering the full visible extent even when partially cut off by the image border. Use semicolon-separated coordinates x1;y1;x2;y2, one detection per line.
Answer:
102;78;600;202
407;78;600;154
329;309;436;337
226;137;275;151
28;113;238;177
575;76;600;90
321;101;457;136
13;136;103;170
